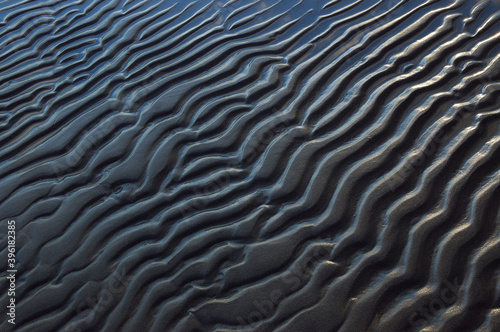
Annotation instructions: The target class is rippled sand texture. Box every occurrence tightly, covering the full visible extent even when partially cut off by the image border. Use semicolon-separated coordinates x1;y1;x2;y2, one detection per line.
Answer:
1;0;500;331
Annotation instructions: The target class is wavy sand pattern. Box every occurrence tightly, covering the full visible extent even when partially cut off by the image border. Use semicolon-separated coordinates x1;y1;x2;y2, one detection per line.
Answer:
1;0;500;331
